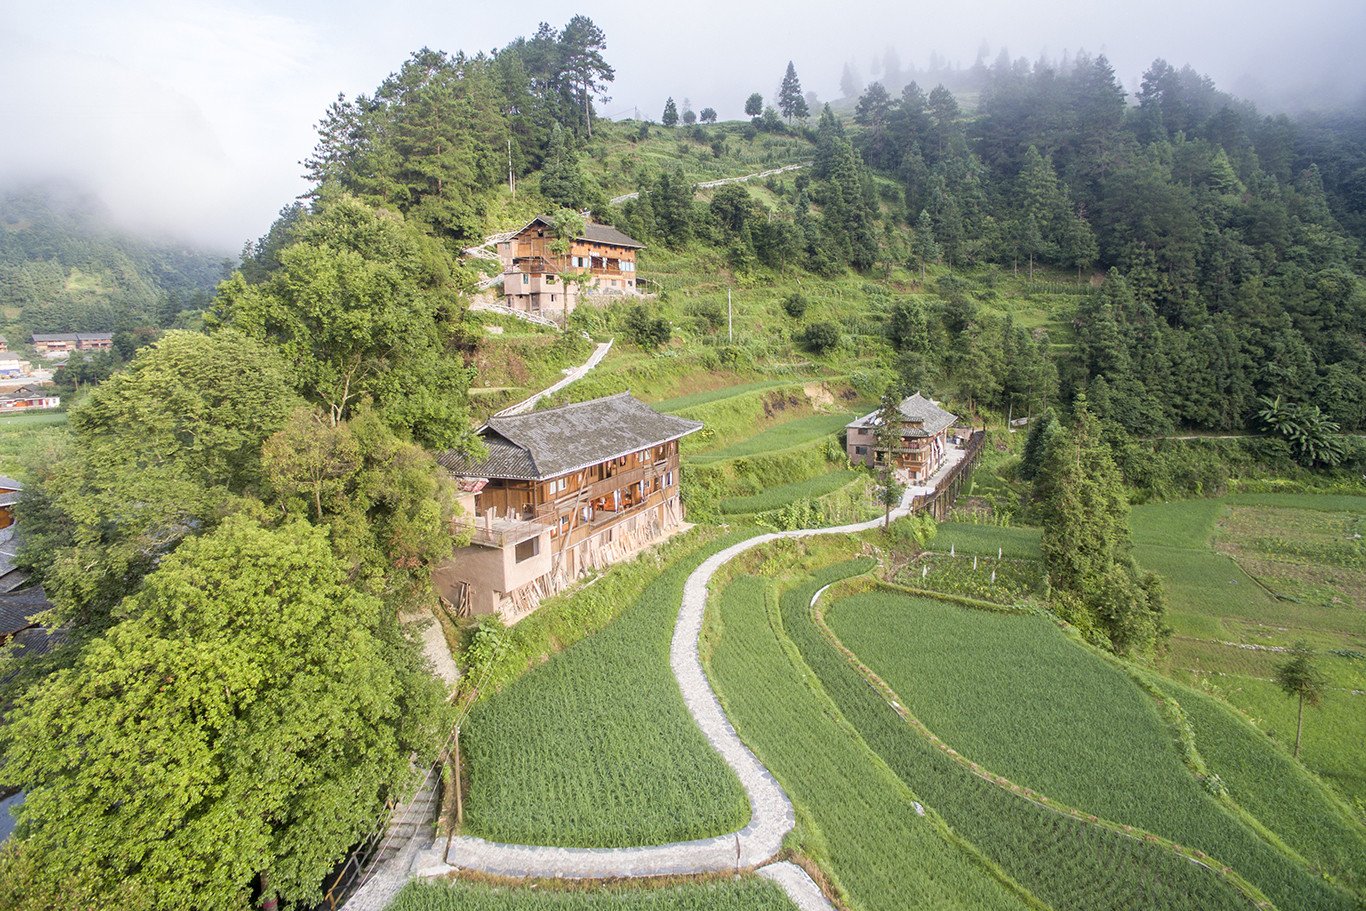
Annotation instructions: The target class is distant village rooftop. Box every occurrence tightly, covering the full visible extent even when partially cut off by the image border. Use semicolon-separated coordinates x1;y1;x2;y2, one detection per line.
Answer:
438;392;700;481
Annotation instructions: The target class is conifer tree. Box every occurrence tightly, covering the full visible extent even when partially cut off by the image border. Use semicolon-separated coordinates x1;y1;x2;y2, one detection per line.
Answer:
778;62;809;121
661;97;679;127
913;209;939;281
875;391;906;529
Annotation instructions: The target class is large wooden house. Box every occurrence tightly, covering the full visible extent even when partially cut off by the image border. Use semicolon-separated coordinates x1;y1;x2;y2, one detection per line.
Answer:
434;393;699;621
846;392;957;483
30;332;113;356
499;215;644;320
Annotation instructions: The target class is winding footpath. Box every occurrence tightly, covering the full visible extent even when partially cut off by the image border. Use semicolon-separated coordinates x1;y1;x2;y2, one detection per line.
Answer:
407;482;937;909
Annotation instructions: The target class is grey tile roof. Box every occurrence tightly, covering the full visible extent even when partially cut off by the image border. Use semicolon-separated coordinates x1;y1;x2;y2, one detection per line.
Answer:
0;587;49;635
0;477;20;492
438;393;701;481
848;392;957;438
523;216;644;250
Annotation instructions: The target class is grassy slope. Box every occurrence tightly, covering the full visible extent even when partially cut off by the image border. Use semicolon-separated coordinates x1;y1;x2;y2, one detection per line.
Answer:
704;566;1032;911
827;591;1357;911
461;528;753;848
391;878;796;911
0;409;67;480
784;565;1256;911
719;470;862;515
690;412;860;464
1132;497;1366;804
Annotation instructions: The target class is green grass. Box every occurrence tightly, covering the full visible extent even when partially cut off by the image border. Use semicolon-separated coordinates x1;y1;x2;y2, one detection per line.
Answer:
690;412;858;464
719;470;862;515
931;522;1043;559
0;409;67;479
783;567;1257;911
461;529;753;848
653;378;821;414
826;591;1359;911
704;562;1033;911
390;878;796;911
1133;496;1366;805
892;554;1044;605
1173;679;1366;891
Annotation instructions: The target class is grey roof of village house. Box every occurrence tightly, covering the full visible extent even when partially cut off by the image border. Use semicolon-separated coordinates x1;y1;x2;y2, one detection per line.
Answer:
438;393;701;481
523;215;644;249
848;392;957;438
30;332;113;343
0;586;50;636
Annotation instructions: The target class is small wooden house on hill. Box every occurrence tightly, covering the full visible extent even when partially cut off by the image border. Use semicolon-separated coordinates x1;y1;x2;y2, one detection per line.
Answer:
435;393;698;621
30;333;113;356
846;392;957;483
499;215;643;320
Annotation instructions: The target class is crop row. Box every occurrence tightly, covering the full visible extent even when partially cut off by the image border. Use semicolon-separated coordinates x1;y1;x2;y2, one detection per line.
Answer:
891;554;1043;604
826;591;1357;911
390;877;796;910
705;564;1033;911
460;530;755;848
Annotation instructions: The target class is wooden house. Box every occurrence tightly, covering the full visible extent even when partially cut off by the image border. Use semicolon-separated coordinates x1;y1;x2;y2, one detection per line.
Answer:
500;216;644;320
30;332;113;356
434;393;699;621
846;392;957;483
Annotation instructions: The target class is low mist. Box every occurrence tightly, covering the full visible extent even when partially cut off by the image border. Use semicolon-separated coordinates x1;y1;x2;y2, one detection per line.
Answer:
4;0;1363;252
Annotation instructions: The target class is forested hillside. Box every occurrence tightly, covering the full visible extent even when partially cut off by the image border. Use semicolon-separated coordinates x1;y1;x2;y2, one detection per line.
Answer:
0;183;224;335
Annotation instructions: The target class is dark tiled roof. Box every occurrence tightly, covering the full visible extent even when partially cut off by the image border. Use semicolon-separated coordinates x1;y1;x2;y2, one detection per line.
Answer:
522;216;644;250
849;392;957;438
0;476;20;492
439;393;701;481
0;587;50;635
32;334;78;343
9;624;66;659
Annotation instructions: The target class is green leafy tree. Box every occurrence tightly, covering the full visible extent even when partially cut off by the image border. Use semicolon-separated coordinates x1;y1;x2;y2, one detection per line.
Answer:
1274;642;1326;758
539;124;588;209
662;97;679;127
778;62;809;121
744;92;763;118
782;292;809;318
211;194;475;450
913;209;940;281
875;391;907;529
18;330;299;627
699;107;717;124
1255;396;1345;467
1037;397;1167;654
0;515;450;911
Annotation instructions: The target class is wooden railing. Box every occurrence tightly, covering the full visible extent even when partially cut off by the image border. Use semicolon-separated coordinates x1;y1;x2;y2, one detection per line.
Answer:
909;430;985;521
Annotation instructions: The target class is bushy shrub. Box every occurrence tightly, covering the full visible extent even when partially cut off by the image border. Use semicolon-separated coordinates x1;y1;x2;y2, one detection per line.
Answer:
800;321;840;353
782;292;809;318
622;304;672;350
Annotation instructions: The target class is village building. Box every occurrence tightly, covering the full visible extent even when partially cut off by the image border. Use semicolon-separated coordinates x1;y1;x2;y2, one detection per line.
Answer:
0;386;60;413
499;215;644;320
434;393;698;622
846;392;958;484
0;336;7;352
30;332;114;356
0;354;31;379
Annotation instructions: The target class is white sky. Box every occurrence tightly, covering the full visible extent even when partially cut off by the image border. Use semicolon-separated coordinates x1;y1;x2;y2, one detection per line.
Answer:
3;0;1363;251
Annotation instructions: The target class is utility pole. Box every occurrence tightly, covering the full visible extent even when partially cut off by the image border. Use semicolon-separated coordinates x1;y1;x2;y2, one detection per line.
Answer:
508;138;516;198
728;288;733;344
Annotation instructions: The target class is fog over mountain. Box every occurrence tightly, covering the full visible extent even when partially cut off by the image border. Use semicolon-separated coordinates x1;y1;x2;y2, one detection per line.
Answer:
3;0;1363;251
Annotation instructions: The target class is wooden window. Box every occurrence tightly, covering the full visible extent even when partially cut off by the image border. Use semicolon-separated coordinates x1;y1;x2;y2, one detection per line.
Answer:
514;537;540;563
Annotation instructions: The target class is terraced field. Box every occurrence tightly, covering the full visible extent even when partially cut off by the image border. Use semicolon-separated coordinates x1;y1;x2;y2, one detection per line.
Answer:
1132;496;1366;804
780;565;1261;911
689;411;859;464
461;529;754;847
826;590;1360;911
719;470;863;515
0;409;66;479
705;563;1034;911
391;878;797;911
